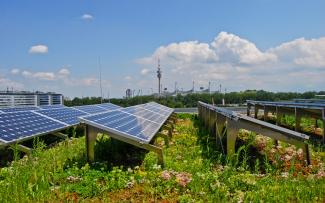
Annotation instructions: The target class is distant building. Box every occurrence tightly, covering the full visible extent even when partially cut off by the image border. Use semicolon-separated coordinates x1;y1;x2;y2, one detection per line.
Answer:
0;91;63;108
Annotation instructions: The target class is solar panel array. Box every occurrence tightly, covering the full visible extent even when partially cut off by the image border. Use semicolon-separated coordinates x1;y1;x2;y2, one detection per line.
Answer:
0;103;122;144
247;100;325;109
80;102;174;143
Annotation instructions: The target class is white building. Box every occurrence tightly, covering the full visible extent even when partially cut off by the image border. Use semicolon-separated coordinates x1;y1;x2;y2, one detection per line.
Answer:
0;91;63;108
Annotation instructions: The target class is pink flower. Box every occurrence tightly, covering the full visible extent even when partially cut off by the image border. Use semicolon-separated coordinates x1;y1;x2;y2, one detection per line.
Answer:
161;170;172;180
176;172;192;187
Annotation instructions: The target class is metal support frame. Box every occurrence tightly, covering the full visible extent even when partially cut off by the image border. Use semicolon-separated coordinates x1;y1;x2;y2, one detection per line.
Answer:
199;102;311;165
12;144;33;155
51;132;69;140
248;102;325;144
85;125;168;167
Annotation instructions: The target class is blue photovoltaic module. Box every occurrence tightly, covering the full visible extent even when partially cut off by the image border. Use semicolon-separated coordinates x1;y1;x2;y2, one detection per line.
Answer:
0;111;67;143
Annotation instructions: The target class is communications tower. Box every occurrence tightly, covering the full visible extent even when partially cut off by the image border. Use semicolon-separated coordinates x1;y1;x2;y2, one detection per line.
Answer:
157;58;162;96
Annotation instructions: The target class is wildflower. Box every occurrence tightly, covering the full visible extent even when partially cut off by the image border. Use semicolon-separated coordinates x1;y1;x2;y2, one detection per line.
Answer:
125;181;134;189
296;148;304;160
176;172;192;187
281;172;289;178
127;168;133;173
282;154;292;162
316;170;325;179
134;166;140;170
161;170;172;180
66;176;82;183
152;164;161;170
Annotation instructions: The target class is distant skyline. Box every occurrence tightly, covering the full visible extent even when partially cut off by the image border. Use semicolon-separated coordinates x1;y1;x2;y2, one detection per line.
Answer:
1;1;325;98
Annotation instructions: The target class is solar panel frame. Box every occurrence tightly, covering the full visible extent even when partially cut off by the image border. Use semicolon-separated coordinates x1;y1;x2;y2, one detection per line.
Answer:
0;111;68;144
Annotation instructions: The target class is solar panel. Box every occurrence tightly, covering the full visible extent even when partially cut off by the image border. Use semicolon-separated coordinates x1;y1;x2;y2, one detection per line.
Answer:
81;110;161;143
0;106;40;113
121;106;168;123
36;107;88;125
80;102;174;143
39;105;65;110
0;111;67;144
72;105;107;114
145;102;174;113
96;103;121;111
142;104;173;117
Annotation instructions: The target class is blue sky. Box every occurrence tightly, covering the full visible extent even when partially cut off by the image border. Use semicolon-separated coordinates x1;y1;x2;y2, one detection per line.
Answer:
1;1;325;98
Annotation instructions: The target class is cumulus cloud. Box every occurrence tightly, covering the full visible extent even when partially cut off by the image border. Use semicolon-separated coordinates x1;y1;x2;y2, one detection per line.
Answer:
270;37;325;67
15;67;104;88
11;68;20;75
0;75;24;89
140;68;151;75
29;44;48;54
81;14;94;21
211;32;277;64
124;76;132;80
22;70;55;80
136;32;325;92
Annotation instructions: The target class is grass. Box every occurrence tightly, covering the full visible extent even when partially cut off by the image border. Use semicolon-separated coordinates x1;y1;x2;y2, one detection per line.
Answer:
0;114;324;202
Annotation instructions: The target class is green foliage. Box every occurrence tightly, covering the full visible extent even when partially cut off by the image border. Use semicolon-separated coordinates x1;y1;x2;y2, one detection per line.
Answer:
0;116;324;202
64;90;320;107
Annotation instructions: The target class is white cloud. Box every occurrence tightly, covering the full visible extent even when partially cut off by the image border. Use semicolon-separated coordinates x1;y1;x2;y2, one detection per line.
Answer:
57;68;70;78
29;44;48;54
0;75;24;89
136;32;325;92
17;67;105;88
11;68;20;75
81;14;94;21
22;70;55;80
211;32;276;64
270;37;325;67
140;68;151;75
124;76;132;80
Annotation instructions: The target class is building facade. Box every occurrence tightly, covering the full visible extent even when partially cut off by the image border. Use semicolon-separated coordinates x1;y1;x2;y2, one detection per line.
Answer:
0;91;63;108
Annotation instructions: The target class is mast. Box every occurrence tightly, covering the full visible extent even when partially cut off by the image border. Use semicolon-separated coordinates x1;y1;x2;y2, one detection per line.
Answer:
157;58;162;96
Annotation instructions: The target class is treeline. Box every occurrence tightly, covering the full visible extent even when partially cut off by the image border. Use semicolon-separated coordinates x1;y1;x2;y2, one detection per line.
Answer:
64;90;324;108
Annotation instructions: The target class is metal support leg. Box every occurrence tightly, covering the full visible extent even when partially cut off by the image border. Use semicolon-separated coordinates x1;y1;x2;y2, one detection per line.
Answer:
254;106;258;119
264;106;268;121
323;119;325;144
295;108;302;132
304;143;311;165
86;125;98;162
247;105;251;116
226;120;238;157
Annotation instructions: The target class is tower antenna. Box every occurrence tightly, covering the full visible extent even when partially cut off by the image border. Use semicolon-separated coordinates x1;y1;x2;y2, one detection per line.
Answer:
157;57;162;97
